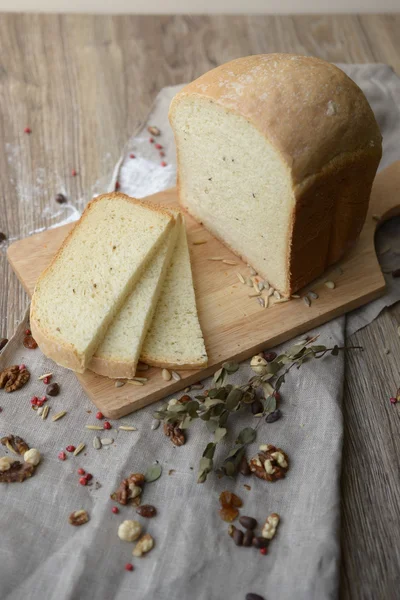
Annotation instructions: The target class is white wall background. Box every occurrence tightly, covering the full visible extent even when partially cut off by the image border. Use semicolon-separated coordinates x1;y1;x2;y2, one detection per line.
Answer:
0;0;398;13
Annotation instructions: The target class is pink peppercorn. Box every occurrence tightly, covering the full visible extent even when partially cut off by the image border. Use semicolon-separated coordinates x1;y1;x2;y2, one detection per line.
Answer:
259;547;267;555
149;137;154;143
66;445;76;453
71;169;77;177
19;364;26;371
115;181;120;190
161;161;167;167
79;477;88;486
129;153;135;159
390;397;397;405
24;127;31;134
159;151;165;157
125;563;134;571
43;376;50;385
96;411;104;420
103;421;111;430
85;473;93;481
155;143;162;150
77;468;86;475
36;399;45;408
58;451;67;461
112;506;119;514
25;328;31;335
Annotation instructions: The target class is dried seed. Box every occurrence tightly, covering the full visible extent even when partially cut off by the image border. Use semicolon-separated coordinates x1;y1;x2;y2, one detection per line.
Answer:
257;297;265;308
191;383;204;390
52;411;66;422
171;371;181;381
115;380;126;388
324;281;335;289
208;257;223;261
73;443;85;456
132;377;147;383
233;529;244;546
249;292;261;298
249;267;257;276
38;372;53;380
308;291;319;300
246;278;253;287
136;363;149;372
126;380;144;386
151;420;160;430
100;438;114;446
267;288;274;297
264;295;270;309
41;405;49;420
85;425;103;431
192;239;207;245
274;298;290;304
162;368;172;381
291;294;300;299
222;259;237;266
239;516;258;530
119;426;137;431
303;296;311;307
258;281;265;292
184;386;191;392
263;281;270;290
236;273;245;284
93;436;101;449
273;290;281;300
136;505;157;518
253;280;260;294
46;382;60;396
37;407;44;416
147;125;161;136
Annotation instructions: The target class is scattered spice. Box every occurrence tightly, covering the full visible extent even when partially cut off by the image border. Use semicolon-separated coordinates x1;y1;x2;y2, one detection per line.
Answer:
79;477;88;486
96;411;104;420
222;259;237;266
151;419;160;430
73;443;86;456
66;445;76;453
85;425;103;431
24;127;31;134
308;291;319;300
38;372;52;381
125;563;134;572
41;405;49;420
52;411;67;422
69;509;89;526
103;421;112;430
119;425;137;431
112;506;119;514
58;451;67;461
93;437;101;449
193;239;207;245
71;169;77;177
115;181;120;190
161;161;167;167
324;280;335;289
129;153;135;159
155;143;163;150
236;273;245;284
266;409;282;423
55;193;67;204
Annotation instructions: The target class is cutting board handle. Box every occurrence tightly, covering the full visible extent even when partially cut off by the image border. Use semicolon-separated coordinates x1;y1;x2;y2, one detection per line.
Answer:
368;160;400;227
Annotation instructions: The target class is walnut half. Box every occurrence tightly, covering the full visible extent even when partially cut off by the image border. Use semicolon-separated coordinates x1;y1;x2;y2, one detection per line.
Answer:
1;435;30;456
249;444;289;482
0;366;30;392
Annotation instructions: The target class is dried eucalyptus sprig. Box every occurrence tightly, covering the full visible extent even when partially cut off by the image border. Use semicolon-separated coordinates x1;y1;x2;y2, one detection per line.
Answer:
153;337;362;483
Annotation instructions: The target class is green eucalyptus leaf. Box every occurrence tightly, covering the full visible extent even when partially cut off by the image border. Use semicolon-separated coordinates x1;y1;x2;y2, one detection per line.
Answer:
218;411;229;427
236;427;257;445
260;382;274;397
208;388;219;398
222;361;239;374
203;442;216;459
214;427;227;443
215;388;229;400
179;415;193;429
185;401;200;418
206;419;219;433
197;457;213;483
242;391;256;404
310;345;328;354
211;404;226;417
204;398;225;408
145;463;162;483
265;361;281;375
224;461;236;477
226;388;244;411
263;395;277;415
214;368;228;389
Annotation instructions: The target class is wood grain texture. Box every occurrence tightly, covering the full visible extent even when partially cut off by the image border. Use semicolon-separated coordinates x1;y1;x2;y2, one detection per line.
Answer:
0;13;399;600
7;163;400;418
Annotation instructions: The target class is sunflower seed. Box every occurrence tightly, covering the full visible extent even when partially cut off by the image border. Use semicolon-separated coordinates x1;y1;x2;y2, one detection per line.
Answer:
127;380;144;386
136;363;149;371
275;298;290;304
249;267;257;276
42;405;49;420
38;372;53;380
52;411;66;422
208;257;223;261
236;272;245;284
132;377;148;383
267;288;274;297
253;280;261;294
257;297;265;308
93;436;101;449
308;291;319;300
73;443;85;456
100;438;114;446
264;281;270;290
191;383;204;390
303;296;311;307
249;292;261;298
222;259;237;266
171;371;181;381
162;368;172;381
258;281;265;292
115;380;126;388
246;278;253;287
37;406;44;416
193;239;207;245
85;425;103;431
119;425;137;431
273;290;281;300
264;295;270;309
151;420;160;431
291;294;300;299
324;281;335;289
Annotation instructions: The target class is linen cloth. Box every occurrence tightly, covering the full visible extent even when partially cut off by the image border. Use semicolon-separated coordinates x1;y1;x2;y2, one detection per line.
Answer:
0;64;400;600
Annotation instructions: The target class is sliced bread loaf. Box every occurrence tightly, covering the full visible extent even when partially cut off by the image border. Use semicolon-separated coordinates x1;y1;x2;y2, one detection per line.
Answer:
140;216;208;369
30;193;174;373
88;214;180;379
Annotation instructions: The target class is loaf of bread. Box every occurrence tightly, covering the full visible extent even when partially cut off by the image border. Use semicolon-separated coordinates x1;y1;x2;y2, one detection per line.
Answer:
30;193;175;373
169;54;382;296
88;213;180;379
140;216;208;369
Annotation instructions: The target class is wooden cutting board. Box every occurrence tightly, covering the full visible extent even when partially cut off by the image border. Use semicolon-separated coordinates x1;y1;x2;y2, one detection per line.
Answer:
7;161;400;418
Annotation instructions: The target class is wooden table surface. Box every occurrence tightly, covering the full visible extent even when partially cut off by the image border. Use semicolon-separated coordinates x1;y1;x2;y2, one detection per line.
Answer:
0;13;399;600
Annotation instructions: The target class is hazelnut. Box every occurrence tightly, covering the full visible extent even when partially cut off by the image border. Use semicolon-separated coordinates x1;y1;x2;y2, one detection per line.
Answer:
24;448;41;466
118;520;142;542
0;456;14;472
250;355;268;375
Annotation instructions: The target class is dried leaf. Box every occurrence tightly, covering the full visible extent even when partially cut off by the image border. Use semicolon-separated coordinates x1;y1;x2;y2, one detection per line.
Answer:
263;395;277;416
144;464;162;483
226;388;243;411
236;427;256;445
203;443;216;460
214;427;227;443
197;457;213;483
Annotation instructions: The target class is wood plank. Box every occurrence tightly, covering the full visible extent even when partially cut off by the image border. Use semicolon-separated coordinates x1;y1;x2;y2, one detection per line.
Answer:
7;162;400;418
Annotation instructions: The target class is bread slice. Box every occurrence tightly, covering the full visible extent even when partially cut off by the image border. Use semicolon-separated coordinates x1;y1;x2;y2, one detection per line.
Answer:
169;54;382;296
30;193;174;373
88;214;180;379
140;216;208;369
